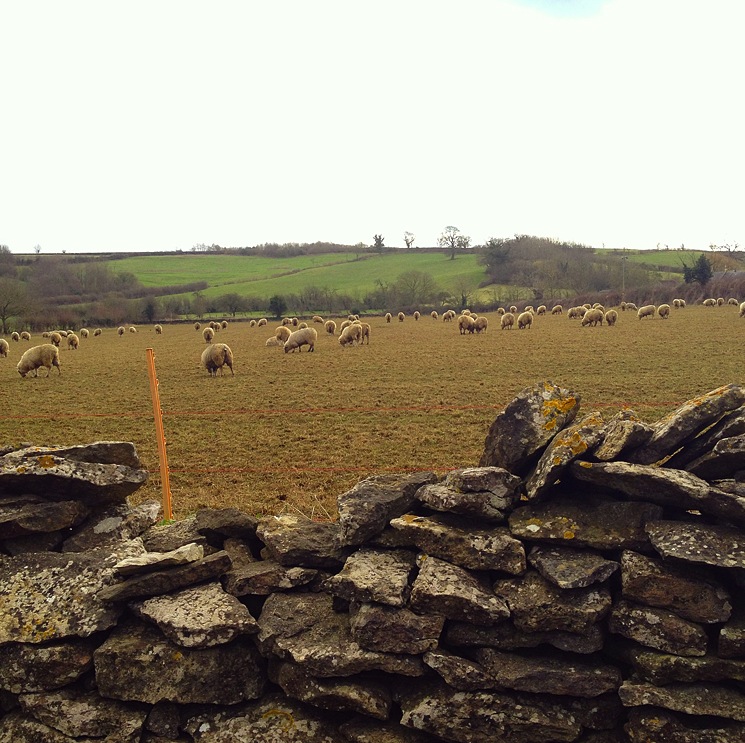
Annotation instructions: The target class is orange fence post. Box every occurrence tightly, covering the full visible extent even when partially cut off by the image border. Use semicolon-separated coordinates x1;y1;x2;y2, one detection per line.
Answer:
146;348;173;520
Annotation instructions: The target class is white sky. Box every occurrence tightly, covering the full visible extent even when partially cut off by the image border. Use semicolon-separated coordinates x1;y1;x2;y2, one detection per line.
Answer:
1;0;743;253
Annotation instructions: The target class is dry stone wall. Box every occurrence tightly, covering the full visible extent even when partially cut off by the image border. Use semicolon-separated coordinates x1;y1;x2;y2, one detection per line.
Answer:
1;381;745;742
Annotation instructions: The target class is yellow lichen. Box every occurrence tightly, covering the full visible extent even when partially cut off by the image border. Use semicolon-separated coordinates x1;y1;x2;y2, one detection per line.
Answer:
563;531;575;539
262;709;296;731
577;461;593;468
36;455;57;469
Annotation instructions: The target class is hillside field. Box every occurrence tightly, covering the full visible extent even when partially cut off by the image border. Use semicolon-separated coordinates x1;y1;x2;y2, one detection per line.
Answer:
2;303;743;521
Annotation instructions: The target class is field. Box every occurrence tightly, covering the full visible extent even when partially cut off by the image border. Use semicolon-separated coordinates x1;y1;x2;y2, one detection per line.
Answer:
2;304;743;522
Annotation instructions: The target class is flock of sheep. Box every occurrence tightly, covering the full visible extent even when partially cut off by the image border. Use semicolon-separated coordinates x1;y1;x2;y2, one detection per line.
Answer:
3;294;743;378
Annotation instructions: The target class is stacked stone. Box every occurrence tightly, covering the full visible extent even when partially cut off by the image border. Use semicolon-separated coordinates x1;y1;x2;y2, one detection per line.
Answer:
0;380;744;742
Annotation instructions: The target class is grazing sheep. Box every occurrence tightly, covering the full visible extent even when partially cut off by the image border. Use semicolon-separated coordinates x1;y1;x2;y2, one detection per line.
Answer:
298;322;308;329
359;322;371;344
194;322;201;330
347;314;357;322
56;330;68;337
442;310;456;321
536;305;546;315
282;317;292;327
201;343;234;376
221;320;228;329
458;314;476;334
413;311;420;321
517;311;533;329
80;328;89;338
17;344;61;377
203;327;215;343
592;303;604;311
67;333;79;350
501;312;515;330
249;319;257;328
93;328;102;337
581;308;604;327
509;306;517;314
313;315;324;324
679;299;686;308
702;298;716;307
291;317;299;327
497;307;505;316
129;326;137;333
551;304;563;315
265;336;283;347
339;323;362;347
257;318;268;327
474;316;488;333
583;303;592;310
604;309;618;326
11;332;19;342
339;319;353;333
728;298;739;306
637;304;656;320
50;332;63;346
717;297;725;306
431;310;438;320
739;301;745;317
0;338;8;357
284;327;318;353
620;302;627;311
385;313;392;323
657;303;671;319
154;324;163;334
42;332;50;338
524;306;534;314
20;331;31;341
275;326;291;343
672;299;683;308
397;312;405;322
325;320;337;335
461;309;472;316
625;302;637;311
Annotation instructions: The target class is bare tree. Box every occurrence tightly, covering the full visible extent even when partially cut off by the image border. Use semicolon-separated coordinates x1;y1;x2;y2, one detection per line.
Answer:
404;232;415;249
438;226;471;260
0;278;29;333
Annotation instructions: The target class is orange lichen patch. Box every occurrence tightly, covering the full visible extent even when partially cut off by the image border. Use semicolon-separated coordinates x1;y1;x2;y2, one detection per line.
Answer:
401;514;420;524
171;650;184;661
577;461;593;468
36;455;57;469
15;466;27;474
526;518;543;526
542;397;579;430
563;531;575;539
262;709;296;731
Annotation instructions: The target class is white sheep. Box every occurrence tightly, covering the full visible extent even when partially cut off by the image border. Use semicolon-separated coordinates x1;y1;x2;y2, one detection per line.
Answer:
717;297;725;306
298;322;308;329
325;320;337;335
257;318;268;327
154;324;163;334
385;313;392;323
604;309;618;326
313;315;324;324
672;299;682;308
50;332;63;346
509;305;517;314
517;311;533;329
194;322;201;330
625;302;638;311
442;310;456;321
431;310;438;320
265;336;283;347
702;298;716;307
284;327;318;353
80;328;89;338
221;320;228;329
581;308;604;326
461;309;471;316
339;319;353;333
275;326;291;343
93;328;102;337
397;312;405;322
203;327;215;343
739;301;745;317
413;311;420;321
249;319;256;328
637;304;655;320
0;338;8;357
292;317;299;327
501;312;515;330
17;344;61;377
727;298;739;306
620;301;627;311
67;333;79;350
657;303;671;319
117;327;125;336
129;326;137;333
11;332;19;342
282;317;292;327
536;305;547;315
339;323;362;347
42;332;50;338
497;307;505;316
20;331;31;341
458;314;476;334
474;316;488;333
201;343;234;376
524;305;534;314
551;304;563;315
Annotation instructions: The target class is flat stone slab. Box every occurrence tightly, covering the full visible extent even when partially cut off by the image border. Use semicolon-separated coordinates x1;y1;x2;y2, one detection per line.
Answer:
256;515;347;569
423;649;497;691
0;541;143;644
130;581;259;647
719;613;745;658
0;496;89;540
645;520;745;569
528;544;619;589
625;708;745;743
415;467;522;522
524;410;606;500
224;550;317;596
629;383;745;465
494;571;612;634
94;620;265;705
0;444;148;505
608;599;707;656
480;380;581;475
592;410;653;461
620;549;731;623
350;602;444;655
324;548;417;607
409;556;510;625
257;592;426;678
475;648;622;697
113;542;205;577
337;472;438;547
570;460;745;525
509;495;663;551
625;646;745;685
0;711;79;742
389;514;525;574
619;679;745;721
194;507;259;541
686;433;745;480
339;716;442;743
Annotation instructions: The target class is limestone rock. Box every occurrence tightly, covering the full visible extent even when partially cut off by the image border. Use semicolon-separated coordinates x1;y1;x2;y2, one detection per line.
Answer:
130;581;259;647
629;383;745;465
494;571;612;634
608;599;707;656
480;380;581;475
475;648;622;697
0;444;148;505
528;545;619;589
619;679;745;721
350;602;444;654
0;639;95;693
509;495;663;551
113;541;205;577
422;648;497;690
570;460;745;525
624;645;745;685
592;410;653;461
339;716;441;743
0;496;89;540
141;514;213;554
0;540;143;644
0;711;77;742
645;520;745;569
98;550;232;602
94;620;265;705
719;613;745;658
415;467;522;522
257;592;426;677
409;556;510;625
224;544;317;596
18;687;148;740
625;708;745;743
256;514;347;569
337;472;438;547
325;548;416;607
620;550;731;623
389;514;525;574
195;507;259;542
44;441;143;468
686;433;745;480
270;660;391;720
525;410;606;500
62;500;161;552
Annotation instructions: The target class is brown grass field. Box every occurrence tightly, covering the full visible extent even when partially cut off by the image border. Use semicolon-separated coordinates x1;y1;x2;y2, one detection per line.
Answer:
2;306;743;521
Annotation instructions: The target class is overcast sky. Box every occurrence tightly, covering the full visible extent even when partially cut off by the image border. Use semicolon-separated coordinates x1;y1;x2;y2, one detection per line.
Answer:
2;0;743;253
